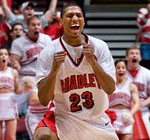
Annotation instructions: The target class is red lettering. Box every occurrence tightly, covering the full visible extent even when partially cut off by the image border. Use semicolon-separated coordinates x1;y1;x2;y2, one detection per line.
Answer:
60;80;65;93
60;73;100;93
70;75;77;90
65;77;70;92
77;75;84;89
84;74;90;88
26;47;43;59
88;73;96;87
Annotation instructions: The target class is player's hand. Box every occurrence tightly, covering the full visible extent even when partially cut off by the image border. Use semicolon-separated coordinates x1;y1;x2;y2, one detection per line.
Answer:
82;41;95;64
52;51;67;72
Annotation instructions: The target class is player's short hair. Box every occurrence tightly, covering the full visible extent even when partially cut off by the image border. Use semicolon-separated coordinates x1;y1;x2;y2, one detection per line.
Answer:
27;15;41;26
60;3;84;18
126;46;140;56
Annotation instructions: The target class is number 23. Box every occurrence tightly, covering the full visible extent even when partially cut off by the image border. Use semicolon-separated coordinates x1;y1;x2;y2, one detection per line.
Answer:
69;91;94;112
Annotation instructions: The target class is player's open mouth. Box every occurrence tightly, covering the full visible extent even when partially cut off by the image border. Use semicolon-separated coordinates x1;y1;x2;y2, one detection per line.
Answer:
132;59;137;63
70;25;80;30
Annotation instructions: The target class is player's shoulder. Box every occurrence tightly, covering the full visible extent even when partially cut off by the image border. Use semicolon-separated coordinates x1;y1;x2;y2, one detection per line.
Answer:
40;38;61;54
88;35;108;47
87;35;109;53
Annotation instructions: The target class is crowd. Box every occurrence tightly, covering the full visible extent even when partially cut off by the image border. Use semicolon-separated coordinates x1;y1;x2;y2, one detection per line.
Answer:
0;0;149;140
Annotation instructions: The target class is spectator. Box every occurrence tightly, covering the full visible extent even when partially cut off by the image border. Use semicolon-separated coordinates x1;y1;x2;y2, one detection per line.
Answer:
10;22;24;40
125;46;150;137
3;22;24;50
136;0;150;69
0;47;26;140
109;59;139;140
23;76;48;140
10;15;52;140
1;0;58;32
33;3;118;140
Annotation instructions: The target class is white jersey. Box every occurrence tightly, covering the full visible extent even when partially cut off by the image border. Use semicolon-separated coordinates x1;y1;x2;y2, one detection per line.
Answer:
126;66;150;100
36;36;118;140
0;67;14;91
11;33;52;76
109;79;132;108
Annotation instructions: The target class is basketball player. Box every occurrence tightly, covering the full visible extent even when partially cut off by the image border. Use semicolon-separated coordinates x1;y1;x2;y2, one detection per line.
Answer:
33;3;119;140
126;46;150;137
109;59;139;140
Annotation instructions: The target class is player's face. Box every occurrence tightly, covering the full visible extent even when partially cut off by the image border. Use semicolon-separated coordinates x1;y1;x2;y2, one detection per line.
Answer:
60;6;85;38
126;49;141;68
22;6;34;20
115;61;127;80
0;49;9;65
11;25;24;40
28;18;42;38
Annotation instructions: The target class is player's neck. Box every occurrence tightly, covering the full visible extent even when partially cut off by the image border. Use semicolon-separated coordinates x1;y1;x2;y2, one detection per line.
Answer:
63;34;85;47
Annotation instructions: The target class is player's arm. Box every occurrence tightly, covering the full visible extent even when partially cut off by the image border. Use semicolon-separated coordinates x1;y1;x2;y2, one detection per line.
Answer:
37;51;66;106
130;83;139;116
10;54;21;72
1;0;13;18
44;0;57;23
82;42;115;95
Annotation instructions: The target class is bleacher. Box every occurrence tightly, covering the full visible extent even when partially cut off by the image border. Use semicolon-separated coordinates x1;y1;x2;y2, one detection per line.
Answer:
83;4;141;60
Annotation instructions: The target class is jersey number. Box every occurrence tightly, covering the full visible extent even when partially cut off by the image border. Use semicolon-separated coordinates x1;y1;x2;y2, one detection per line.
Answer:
69;91;94;112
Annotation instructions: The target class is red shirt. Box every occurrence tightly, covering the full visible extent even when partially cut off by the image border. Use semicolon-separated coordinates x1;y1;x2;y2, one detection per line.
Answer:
42;17;63;40
0;23;10;47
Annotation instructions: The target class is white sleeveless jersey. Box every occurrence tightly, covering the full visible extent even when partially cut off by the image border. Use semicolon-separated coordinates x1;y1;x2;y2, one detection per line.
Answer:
0;67;14;91
126;66;150;100
36;35;116;119
36;36;118;140
11;33;52;76
109;79;132;108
